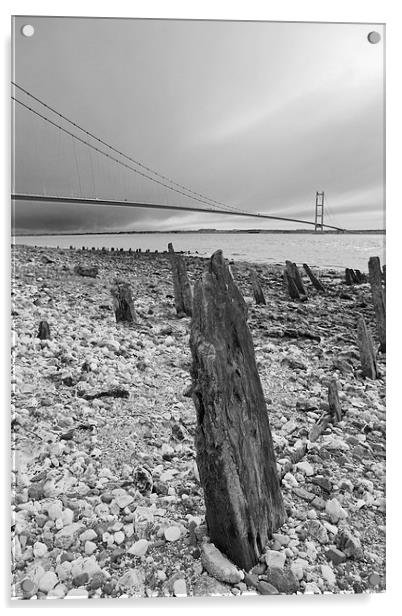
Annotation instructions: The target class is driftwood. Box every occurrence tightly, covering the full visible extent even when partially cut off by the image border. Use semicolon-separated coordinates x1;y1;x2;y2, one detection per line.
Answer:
250;269;266;305
303;263;326;293
190;250;285;571
37;321;51;340
168;243;192;317
368;256;386;352
357;316;378;379
111;280;137;323
74;265;99;278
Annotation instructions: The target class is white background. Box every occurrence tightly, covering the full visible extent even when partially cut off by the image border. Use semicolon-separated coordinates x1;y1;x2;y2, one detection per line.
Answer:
1;1;400;615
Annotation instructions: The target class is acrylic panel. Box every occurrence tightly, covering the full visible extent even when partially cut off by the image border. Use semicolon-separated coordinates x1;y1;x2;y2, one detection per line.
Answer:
11;16;385;600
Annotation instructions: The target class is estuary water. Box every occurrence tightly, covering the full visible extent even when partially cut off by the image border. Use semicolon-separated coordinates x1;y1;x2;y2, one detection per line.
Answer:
13;232;385;271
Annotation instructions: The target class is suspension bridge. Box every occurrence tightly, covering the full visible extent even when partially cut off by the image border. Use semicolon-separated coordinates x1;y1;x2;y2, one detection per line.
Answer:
11;82;345;232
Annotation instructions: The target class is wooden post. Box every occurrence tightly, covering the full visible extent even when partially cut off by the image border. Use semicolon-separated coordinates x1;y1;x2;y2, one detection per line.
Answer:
168;242;192;317
250;269;266;305
355;269;365;284
37;321;50;340
368;256;386;352
303;263;326;293
190;250;285;571
328;379;342;423
345;268;353;285
350;269;358;284
357;316;378;379
111;280;137;323
284;270;300;300
286;261;306;296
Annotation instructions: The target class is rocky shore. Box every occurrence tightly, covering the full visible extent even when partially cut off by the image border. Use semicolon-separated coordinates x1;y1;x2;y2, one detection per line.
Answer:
11;244;386;599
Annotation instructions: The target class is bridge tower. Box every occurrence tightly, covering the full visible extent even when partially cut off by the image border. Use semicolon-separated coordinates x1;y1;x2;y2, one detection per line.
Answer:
315;191;325;232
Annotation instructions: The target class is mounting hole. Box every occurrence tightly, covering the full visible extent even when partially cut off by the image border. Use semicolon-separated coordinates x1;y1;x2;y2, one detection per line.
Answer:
367;31;381;44
21;24;35;37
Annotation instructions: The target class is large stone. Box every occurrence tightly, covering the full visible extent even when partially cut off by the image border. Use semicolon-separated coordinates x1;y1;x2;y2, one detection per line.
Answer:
295;461;315;476
79;528;97;542
113;490;134;509
264;550;286;569
54;522;84;549
325;547;346;565
128;539;149;556
192;574;232;596
164;526;181;542
307;520;329;544
38;571;58;593
117;568;145;594
264;567;299;594
201;543;244;584
257;580;279;595
336;529;363;559
173;578;187;597
325;498;348;524
320;564;336;586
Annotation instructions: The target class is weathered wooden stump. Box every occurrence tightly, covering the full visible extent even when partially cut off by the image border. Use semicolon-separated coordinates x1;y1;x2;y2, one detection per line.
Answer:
285;261;306;296
345;268;353;285
73;265;99;278
168;242;192;317
357;316;378;379
368;256;386;352
355;269;365;284
250;269;266;305
309;413;331;443
303;263;326;293
284;270;300;300
111;280;137;323
37;320;51;340
190;250;285;571
328;379;342;423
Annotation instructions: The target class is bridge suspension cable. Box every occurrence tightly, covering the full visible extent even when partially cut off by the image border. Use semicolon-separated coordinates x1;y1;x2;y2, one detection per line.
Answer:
12;82;248;217
11;83;345;231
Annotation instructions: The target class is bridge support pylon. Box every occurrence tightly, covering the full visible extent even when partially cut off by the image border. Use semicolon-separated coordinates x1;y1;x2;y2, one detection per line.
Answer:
315;191;325;232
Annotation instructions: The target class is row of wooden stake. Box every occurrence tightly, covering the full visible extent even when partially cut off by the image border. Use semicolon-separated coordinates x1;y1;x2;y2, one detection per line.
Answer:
35;245;385;573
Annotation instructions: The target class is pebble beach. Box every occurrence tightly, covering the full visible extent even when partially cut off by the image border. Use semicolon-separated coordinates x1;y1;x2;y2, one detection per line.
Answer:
11;244;386;599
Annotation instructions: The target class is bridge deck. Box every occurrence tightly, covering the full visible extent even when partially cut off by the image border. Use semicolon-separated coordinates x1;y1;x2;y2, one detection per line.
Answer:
11;194;345;232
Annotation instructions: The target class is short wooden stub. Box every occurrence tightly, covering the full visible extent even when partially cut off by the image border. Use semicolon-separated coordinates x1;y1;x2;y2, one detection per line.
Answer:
328;379;342;423
250;269;266;305
357;316;378;379
303;263;326;293
309;413;331;442
111;280;137;323
190;250;285;571
37;320;51;340
368;256;386;352
168;242;192;317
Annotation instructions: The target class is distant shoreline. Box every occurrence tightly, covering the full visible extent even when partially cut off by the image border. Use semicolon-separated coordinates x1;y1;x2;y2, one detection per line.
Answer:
13;229;386;237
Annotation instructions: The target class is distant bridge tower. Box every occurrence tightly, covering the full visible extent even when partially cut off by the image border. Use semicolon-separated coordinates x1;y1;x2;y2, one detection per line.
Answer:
315;191;325;232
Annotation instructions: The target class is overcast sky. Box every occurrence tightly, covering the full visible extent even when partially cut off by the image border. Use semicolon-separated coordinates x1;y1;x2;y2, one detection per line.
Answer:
12;17;385;233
